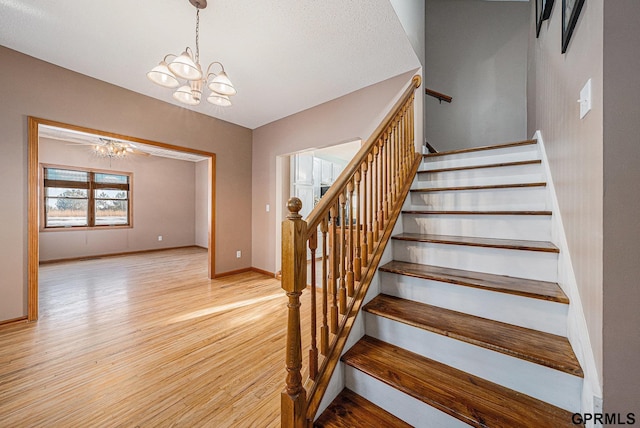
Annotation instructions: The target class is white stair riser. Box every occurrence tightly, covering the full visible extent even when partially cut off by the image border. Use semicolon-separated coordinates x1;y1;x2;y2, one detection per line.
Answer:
392;240;558;282
418;162;543;182
344;365;468;428
364;314;583;412
380;271;567;336
413;173;546;189
402;213;552;241
409;187;549;211
424;146;539;170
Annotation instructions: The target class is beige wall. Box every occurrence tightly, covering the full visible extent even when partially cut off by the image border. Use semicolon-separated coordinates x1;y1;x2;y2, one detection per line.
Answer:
251;70;420;273
0;46;252;321
425;0;529;150
602;0;640;415
527;0;604;395
38;138;202;261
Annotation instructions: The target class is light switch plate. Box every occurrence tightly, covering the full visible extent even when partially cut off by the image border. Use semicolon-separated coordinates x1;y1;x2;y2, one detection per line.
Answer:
580;79;592;119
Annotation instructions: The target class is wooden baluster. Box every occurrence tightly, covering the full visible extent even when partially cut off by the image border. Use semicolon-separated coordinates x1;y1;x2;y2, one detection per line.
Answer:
409;96;415;161
383;132;393;219
405;104;411;176
392;120;398;203
308;232;318;381
346;180;355;297
390;124;397;203
360;163;369;264
338;191;347;315
398;111;407;181
409;104;414;160
386;123;396;206
395;115;401;195
329;204;338;334
376;140;383;229
371;147;379;243
281;198;307;428
382;132;389;221
353;171;362;282
320;218;329;356
367;153;374;256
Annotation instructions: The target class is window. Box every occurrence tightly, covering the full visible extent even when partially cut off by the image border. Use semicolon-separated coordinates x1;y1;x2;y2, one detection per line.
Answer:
42;166;132;229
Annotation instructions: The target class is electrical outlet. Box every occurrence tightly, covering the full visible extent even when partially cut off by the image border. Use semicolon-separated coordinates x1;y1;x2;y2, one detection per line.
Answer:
236;250;241;258
158;235;163;241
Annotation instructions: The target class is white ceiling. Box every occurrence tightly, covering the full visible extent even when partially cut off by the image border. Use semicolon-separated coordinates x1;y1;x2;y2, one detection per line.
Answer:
0;0;420;129
39;125;209;162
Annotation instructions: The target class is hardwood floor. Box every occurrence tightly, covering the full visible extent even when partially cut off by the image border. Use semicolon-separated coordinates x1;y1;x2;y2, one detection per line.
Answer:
0;247;297;427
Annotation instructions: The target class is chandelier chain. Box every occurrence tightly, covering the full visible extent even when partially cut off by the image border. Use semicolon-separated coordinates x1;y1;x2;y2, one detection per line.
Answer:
195;9;200;63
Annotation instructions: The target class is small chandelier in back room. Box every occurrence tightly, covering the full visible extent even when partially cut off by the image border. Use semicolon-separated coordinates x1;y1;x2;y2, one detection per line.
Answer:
147;0;236;107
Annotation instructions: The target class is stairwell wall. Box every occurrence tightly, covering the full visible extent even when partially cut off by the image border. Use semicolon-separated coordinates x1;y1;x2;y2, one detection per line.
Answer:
425;0;529;150
601;0;640;417
526;0;604;414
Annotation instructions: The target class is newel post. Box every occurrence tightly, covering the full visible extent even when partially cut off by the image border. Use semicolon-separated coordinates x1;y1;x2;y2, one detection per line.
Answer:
281;197;308;428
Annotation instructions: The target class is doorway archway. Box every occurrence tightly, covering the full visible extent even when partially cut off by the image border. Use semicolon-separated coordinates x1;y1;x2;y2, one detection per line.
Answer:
27;117;216;321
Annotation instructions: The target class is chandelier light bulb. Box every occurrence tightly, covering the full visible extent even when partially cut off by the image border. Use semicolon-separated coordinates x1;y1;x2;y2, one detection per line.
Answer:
208;70;236;96
207;93;232;107
168;50;202;81
173;85;201;105
146;60;180;88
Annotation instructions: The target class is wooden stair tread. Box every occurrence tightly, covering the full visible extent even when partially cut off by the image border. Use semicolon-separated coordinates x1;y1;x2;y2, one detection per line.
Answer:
364;294;583;377
423;139;537;158
392;232;560;253
379;260;569;303
314;388;411;428
419;159;542;174
342;336;578;428
402;209;552;216
411;182;546;192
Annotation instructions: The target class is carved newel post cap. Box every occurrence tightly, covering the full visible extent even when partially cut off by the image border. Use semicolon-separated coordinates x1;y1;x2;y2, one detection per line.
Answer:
287;197;302;219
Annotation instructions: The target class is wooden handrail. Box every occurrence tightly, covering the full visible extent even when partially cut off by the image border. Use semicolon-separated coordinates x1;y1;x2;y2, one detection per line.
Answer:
426;87;452;104
306;75;423;233
281;74;422;427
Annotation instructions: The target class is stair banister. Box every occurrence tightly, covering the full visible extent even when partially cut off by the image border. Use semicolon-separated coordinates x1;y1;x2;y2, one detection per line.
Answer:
281;74;422;427
281;198;308;428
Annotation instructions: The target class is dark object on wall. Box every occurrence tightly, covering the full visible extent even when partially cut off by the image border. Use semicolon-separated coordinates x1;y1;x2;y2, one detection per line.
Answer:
536;0;555;37
562;0;585;53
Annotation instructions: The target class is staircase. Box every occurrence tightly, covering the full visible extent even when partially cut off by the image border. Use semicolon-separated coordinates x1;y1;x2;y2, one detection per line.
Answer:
315;140;584;427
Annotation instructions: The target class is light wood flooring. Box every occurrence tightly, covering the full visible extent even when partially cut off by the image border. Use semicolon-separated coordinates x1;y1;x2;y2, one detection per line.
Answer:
0;247;300;427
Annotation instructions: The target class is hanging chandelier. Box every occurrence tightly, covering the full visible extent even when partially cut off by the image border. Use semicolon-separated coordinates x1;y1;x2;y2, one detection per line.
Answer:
147;0;236;107
94;139;128;159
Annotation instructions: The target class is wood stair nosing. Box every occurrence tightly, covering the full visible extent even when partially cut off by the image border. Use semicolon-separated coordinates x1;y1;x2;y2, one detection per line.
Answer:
411;182;547;192
314;388;412;428
342;336;578;428
423;139;537;158
402;209;552;216
418;159;542;175
392;232;560;254
379;260;569;304
364;294;583;377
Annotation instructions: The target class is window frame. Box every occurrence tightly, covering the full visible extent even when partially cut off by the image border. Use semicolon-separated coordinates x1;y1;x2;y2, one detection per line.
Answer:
40;164;133;231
